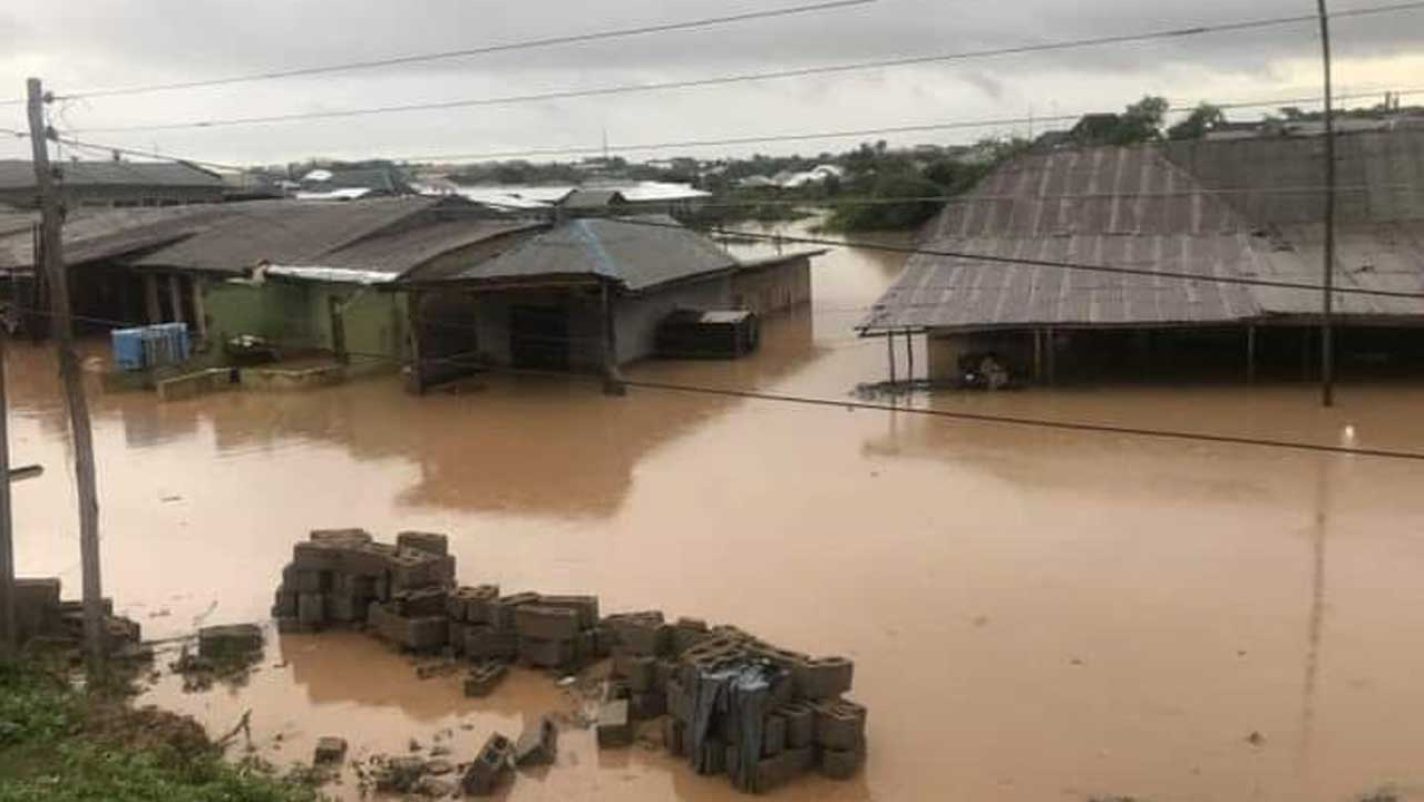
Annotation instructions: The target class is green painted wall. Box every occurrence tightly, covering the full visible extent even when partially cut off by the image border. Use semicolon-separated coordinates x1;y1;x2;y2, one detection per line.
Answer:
202;279;409;372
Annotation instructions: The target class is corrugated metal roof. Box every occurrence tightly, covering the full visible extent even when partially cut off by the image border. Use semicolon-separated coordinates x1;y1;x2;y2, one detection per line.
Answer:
864;134;1424;332
560;189;626;209
0;205;224;270
0;160;224;190
418;215;737;291
131;197;445;274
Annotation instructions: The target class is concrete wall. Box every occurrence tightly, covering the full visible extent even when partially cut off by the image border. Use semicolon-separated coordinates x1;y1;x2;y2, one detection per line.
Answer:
615;277;732;364
203;279;409;372
730;256;812;316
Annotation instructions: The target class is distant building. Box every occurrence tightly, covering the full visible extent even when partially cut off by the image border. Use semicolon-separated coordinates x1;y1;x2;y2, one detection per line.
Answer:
0;160;225;209
861;129;1424;385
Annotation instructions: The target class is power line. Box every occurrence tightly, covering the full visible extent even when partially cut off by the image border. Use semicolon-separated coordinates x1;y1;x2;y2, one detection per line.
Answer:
64;1;1424;135
0;1;875;106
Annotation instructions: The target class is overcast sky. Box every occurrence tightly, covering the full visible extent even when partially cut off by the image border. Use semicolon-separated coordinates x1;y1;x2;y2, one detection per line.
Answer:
0;0;1420;169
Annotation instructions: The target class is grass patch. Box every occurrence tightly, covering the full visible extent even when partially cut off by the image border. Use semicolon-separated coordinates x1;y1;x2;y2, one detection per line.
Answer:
0;660;319;802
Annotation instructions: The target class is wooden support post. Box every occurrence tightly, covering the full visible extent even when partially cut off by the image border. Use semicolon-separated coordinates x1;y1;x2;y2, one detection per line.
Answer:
1045;327;1057;386
143;273;161;324
167;274;184;324
600;281;625;396
28;77;105;675
904;329;914;385
1032;329;1044;384
0;331;13;658
406;290;426;395
328;295;348;365
886;331;897;385
189;277;206;341
1247;325;1258;384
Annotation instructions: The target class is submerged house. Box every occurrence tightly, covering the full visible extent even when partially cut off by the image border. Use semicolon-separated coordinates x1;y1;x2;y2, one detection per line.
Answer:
860;129;1424;384
400;215;816;391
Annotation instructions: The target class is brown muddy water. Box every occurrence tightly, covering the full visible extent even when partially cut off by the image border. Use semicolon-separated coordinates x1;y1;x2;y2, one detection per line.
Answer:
8;224;1424;801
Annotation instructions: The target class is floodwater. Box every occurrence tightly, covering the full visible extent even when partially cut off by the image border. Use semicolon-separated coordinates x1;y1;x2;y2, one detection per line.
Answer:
8;222;1424;801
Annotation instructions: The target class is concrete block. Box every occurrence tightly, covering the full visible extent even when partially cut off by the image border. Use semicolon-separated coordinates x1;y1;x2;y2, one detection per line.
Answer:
313;736;347;765
463;661;509;698
514;604;580;641
535;595;599;629
665;679;692;721
778;701;815;748
396;531;448;556
628;689;666;720
813;698;867;751
197;624;263;660
662;716;685;756
271;590;297;619
518;636;576;668
461;584;501;624
375;756;427;793
653;659;678;692
596;700;632;748
794;656;854;699
334;573;375;597
282;565;329;594
274;616;315;634
697;737;726;775
325;592;370;624
297;593;325;627
461;733;513;796
389;550;455;592
391;587;448;617
309;528;372;547
463;625;518;661
369;603;448;651
614;654;656;692
513;716;558;766
762;714;787;758
605;611;670;656
575;627;606;660
492;592;541;631
818;745;864;780
292;542;341;572
672;617;710;655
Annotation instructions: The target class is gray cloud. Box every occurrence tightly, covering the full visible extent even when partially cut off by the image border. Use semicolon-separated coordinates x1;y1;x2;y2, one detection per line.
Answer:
0;0;1420;164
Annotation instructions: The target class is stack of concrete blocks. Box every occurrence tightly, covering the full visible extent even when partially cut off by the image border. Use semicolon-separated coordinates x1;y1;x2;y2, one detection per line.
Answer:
603;615;866;792
14;577;141;654
513;595;602;671
271;529;455;651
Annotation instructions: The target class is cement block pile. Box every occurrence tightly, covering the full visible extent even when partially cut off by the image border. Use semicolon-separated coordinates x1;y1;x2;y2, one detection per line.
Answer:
13;577;142;655
599;614;866;793
271;529;866;793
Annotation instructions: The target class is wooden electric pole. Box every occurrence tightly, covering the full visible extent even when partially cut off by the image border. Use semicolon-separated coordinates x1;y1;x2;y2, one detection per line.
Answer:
26;78;105;673
1317;0;1338;408
0;329;12;659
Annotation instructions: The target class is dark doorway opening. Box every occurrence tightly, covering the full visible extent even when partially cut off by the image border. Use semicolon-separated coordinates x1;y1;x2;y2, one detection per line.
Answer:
510;305;570;370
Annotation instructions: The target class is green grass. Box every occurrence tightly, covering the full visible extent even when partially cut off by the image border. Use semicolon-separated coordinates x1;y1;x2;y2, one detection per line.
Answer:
0;661;320;802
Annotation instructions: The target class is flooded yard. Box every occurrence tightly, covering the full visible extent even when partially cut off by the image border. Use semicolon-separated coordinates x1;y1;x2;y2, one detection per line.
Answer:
8;226;1424;801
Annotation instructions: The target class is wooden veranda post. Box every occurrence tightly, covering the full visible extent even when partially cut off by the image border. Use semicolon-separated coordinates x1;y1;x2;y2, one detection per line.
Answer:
27;77;106;674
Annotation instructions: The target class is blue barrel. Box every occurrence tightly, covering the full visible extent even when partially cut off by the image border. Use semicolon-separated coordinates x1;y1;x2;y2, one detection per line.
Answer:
110;327;147;372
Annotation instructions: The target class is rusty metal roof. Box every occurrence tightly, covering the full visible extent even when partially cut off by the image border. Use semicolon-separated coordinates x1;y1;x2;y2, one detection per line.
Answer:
864;134;1424;333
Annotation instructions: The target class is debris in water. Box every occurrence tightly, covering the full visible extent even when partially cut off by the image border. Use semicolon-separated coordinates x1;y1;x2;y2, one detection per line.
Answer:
1246;731;1266;746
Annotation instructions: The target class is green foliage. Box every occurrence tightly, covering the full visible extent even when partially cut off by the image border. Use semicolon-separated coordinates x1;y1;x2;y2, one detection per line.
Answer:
1168;102;1226;140
0;662;317;802
1112;95;1169;144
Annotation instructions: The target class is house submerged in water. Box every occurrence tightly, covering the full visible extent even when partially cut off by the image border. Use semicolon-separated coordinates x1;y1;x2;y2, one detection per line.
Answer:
0;196;815;393
860;129;1424;385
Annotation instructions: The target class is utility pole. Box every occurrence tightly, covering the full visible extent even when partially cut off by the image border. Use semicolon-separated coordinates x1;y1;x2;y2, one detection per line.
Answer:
0;329;12;659
1317;0;1337;408
26;78;105;674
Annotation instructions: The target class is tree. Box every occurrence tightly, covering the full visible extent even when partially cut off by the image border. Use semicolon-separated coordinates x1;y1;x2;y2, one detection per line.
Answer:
1167;102;1227;140
1113;95;1169;144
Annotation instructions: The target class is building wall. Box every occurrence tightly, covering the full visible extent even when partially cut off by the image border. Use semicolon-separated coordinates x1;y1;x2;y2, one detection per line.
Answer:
203;279;408;371
730;256;812;316
615;277;732;364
